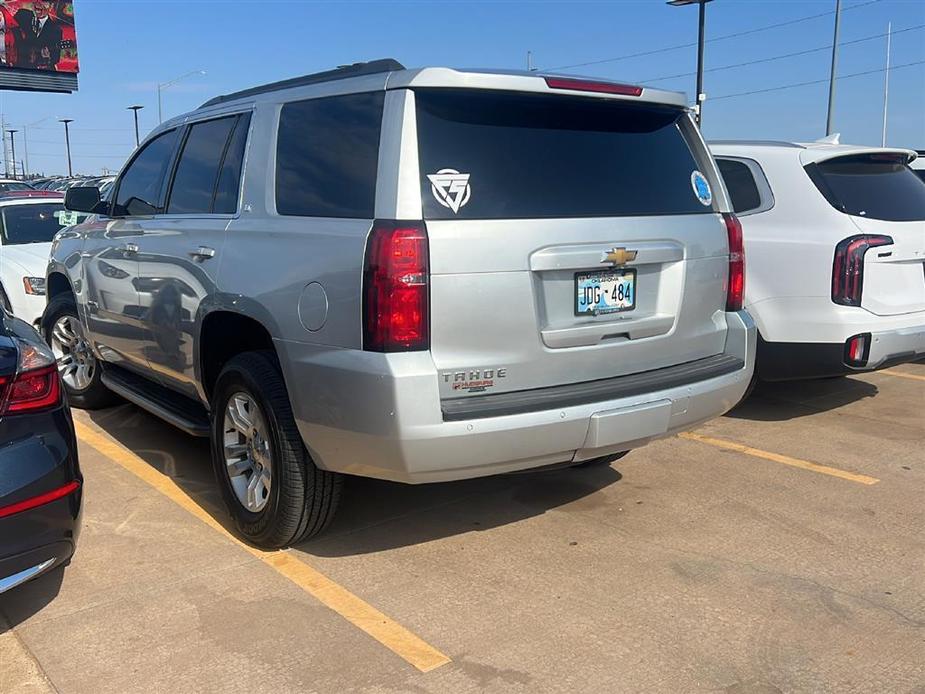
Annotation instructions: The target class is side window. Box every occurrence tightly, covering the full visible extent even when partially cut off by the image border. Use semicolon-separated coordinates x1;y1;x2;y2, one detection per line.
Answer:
213;113;251;214
166;116;238;215
114;129;179;216
716;158;762;214
275;91;385;218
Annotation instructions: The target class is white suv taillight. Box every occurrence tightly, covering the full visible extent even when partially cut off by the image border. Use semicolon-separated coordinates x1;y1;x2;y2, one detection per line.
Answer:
363;221;430;352
723;213;745;312
832;234;893;306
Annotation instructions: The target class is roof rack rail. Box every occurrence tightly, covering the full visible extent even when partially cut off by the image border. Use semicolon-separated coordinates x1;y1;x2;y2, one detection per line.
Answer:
199;58;405;109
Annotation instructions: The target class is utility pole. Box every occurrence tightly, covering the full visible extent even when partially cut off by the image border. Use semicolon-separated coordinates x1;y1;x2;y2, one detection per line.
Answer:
881;21;892;147
667;0;712;128
59;118;73;176
527;50;535;72
6;130;17;179
128;105;144;147
825;0;842;136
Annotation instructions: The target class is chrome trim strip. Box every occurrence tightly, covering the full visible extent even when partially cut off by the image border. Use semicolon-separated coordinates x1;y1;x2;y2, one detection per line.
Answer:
0;557;56;594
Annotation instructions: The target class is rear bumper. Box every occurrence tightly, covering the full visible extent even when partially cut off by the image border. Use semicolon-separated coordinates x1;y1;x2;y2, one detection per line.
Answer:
758;323;925;381
0;408;82;594
279;311;755;483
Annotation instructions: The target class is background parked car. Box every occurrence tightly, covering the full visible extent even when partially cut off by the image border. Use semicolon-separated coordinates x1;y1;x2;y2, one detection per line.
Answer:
911;151;925;183
712;140;925;389
0;309;81;595
0;192;89;325
0;179;35;193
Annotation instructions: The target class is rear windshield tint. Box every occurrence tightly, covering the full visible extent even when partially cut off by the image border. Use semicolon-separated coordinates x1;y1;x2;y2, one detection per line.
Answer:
805;154;925;222
415;90;712;220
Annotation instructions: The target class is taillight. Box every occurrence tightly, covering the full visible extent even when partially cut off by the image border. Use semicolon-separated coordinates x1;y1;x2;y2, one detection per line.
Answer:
723;212;745;312
0;480;80;519
544;76;643;97
0;341;62;415
363;221;429;352
844;333;870;367
832;235;893;306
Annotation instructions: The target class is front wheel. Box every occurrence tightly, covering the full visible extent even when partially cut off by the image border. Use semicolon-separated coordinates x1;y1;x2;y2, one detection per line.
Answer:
210;351;342;549
41;294;118;409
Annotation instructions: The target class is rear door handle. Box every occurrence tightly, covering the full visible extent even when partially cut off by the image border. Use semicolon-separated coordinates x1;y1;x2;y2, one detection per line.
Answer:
189;246;216;261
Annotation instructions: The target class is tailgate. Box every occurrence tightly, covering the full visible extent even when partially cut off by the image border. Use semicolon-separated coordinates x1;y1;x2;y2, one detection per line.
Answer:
806;153;925;316
413;88;731;399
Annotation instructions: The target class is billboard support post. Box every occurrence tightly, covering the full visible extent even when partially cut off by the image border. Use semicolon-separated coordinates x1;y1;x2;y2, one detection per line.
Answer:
60;118;73;177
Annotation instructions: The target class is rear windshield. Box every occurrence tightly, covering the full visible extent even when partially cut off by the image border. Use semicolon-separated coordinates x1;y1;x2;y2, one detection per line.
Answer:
1;203;84;244
0;182;33;192
415;90;713;220
805;154;925;222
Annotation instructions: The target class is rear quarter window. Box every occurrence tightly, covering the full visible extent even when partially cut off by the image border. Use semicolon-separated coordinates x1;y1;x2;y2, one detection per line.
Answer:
716;158;762;214
415;89;712;220
805;154;925;222
275;91;384;218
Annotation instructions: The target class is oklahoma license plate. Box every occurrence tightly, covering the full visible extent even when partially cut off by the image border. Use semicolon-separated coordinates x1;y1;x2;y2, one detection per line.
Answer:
575;269;637;316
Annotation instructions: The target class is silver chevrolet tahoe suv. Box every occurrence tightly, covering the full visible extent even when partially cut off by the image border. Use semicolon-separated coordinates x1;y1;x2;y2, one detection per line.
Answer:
46;59;755;548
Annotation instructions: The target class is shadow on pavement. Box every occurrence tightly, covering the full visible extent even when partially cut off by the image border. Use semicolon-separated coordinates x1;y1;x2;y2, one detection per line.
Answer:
726;376;878;422
0;564;65;629
84;404;624;558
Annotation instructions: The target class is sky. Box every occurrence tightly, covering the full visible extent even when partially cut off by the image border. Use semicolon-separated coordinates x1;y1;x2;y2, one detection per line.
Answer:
1;0;923;177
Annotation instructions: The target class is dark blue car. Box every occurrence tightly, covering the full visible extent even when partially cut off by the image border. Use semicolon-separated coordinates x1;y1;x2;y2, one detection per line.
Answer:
0;310;81;594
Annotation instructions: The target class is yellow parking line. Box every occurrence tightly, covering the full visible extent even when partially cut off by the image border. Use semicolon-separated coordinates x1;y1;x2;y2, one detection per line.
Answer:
678;431;879;486
879;369;925;383
74;420;451;673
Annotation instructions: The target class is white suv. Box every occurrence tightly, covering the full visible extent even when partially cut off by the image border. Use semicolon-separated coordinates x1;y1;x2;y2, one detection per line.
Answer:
711;140;925;384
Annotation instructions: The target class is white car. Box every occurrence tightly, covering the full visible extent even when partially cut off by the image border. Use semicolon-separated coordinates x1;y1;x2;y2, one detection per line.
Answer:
0;193;86;325
711;140;925;385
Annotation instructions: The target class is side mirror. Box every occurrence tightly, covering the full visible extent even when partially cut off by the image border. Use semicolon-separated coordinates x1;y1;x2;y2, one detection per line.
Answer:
64;186;102;213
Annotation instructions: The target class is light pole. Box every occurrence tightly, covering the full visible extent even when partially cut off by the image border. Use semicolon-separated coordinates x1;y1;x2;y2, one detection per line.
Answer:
127;105;144;146
6;130;17;179
667;0;713;128
59;118;73;177
22;116;51;179
825;0;842;136
157;69;206;123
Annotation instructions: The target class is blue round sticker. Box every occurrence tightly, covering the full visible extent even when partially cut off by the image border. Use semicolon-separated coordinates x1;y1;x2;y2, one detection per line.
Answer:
691;170;712;206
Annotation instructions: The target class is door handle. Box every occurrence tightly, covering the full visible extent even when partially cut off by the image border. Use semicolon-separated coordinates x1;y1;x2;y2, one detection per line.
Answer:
189;246;216;261
119;243;139;255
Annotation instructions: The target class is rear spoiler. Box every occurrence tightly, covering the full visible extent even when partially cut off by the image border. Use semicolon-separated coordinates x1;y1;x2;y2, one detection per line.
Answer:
799;146;917;166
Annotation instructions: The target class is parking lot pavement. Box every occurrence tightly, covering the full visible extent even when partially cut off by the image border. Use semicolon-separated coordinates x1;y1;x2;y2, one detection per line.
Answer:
1;364;923;693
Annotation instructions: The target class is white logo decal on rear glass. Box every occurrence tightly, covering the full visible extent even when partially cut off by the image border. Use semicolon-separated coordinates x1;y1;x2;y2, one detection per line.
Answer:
427;169;471;213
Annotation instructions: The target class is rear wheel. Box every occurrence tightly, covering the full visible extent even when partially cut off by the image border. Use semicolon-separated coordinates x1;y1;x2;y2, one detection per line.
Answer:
42;293;118;409
573;451;630;468
210;351;342;549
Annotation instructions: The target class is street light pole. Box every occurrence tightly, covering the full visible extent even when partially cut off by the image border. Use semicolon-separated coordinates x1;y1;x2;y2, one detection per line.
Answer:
59;118;73;177
157;69;206;124
127;105;144;146
667;0;713;128
6;130;17;179
825;0;842;136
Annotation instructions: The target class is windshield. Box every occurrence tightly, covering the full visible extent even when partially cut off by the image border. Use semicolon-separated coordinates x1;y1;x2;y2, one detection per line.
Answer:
806;154;925;222
0;182;34;192
415;89;712;220
0;203;85;245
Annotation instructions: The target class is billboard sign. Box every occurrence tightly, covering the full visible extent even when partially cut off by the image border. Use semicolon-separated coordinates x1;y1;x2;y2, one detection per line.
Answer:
0;1;78;92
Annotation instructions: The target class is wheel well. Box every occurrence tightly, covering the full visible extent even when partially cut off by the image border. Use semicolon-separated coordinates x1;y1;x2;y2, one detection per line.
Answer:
47;272;74;300
199;312;276;399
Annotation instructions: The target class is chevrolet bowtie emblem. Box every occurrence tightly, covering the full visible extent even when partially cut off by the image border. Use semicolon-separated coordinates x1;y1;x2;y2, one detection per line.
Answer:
601;247;638;267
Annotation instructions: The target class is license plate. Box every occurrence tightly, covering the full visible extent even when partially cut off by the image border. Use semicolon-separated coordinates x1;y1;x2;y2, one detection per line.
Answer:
574;269;636;316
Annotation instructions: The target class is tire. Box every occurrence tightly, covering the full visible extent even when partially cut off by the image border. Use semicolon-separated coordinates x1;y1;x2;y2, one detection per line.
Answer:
41;293;119;409
210;350;342;549
573;451;630;468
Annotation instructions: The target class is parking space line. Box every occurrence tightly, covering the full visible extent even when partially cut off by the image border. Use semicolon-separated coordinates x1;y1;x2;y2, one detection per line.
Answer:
879;369;925;383
678;432;880;486
73;420;451;673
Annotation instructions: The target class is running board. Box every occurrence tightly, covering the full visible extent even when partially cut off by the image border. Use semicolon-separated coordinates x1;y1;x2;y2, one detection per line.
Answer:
101;365;211;437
